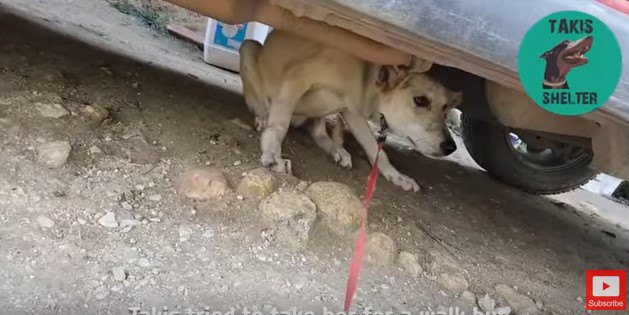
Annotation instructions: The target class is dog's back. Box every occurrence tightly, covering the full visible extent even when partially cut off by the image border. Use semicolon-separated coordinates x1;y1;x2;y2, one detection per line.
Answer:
240;30;368;117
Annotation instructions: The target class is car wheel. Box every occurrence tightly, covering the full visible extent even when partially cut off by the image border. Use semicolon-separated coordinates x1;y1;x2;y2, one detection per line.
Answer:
461;113;597;194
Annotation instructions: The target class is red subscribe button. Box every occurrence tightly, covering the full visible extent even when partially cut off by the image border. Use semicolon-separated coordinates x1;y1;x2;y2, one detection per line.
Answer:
586;270;627;311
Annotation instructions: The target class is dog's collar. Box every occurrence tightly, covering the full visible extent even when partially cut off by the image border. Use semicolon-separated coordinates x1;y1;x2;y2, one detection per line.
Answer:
543;79;567;88
376;113;388;143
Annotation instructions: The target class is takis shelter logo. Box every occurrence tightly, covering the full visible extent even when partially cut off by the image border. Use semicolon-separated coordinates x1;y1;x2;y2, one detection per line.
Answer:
518;11;622;116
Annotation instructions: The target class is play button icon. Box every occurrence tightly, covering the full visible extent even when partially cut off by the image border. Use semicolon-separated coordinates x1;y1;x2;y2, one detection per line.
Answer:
593;276;620;297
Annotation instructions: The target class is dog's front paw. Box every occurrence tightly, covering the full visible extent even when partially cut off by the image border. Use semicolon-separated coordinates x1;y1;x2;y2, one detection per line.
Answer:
271;158;292;174
332;148;352;169
261;153;292;175
260;152;275;168
383;171;420;192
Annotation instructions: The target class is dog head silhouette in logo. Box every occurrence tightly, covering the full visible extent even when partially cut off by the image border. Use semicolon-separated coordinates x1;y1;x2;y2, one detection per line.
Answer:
540;35;593;89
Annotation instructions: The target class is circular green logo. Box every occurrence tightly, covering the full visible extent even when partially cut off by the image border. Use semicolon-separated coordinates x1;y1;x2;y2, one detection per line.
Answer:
518;11;622;116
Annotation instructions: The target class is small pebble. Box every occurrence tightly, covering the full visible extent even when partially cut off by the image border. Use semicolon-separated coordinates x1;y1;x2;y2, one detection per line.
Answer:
84;105;109;123
147;194;162;202
37;141;71;168
137;258;151;268
112;267;126;282
36;216;55;228
98;212;118;228
178;167;230;200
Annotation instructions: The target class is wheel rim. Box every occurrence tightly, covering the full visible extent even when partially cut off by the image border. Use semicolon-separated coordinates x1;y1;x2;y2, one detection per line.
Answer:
505;132;591;172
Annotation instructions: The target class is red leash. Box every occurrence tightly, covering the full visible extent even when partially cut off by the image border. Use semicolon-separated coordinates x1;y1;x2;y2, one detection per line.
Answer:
343;141;384;312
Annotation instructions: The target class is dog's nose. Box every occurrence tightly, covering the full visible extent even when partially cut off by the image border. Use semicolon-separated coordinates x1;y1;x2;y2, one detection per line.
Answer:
440;139;457;155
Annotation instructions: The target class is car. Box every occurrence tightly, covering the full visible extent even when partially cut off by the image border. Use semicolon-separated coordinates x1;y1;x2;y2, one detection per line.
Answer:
165;0;628;194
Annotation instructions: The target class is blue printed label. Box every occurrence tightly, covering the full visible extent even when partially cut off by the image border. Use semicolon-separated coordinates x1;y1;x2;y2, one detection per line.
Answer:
213;23;248;51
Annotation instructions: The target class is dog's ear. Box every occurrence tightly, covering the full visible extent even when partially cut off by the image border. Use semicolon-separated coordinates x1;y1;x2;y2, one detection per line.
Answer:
446;90;464;108
377;57;433;90
409;56;433;73
377;65;395;89
540;50;551;59
377;66;409;90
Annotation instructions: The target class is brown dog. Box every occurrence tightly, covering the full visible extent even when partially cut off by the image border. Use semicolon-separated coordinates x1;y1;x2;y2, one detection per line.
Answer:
239;30;462;192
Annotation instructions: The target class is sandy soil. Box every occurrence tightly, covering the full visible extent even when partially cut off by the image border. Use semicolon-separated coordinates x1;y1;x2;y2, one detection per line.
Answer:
0;1;628;314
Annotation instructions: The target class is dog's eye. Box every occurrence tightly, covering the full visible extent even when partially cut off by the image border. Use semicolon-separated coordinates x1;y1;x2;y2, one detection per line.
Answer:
413;96;431;108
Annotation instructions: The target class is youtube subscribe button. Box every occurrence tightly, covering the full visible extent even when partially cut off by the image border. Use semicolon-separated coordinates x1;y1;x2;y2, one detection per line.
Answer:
586;270;627;311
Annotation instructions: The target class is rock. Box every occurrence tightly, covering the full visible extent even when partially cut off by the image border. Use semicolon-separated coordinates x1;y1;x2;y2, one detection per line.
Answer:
147;194;162;202
303;182;364;236
112;267;126;282
259;191;317;244
178;167;230;200
575;296;583;303
237;168;278;199
461;291;476;304
178;226;193;242
436;273;469;294
398;251;422;276
84;105;110;123
495;284;539;315
110;284;124;293
121;202;133;211
98;212;118;228
478;294;496;312
427;248;465;276
137;258;151;268
99;66;113;76
37;141;71;168
89;145;103;155
495;306;513;315
36;216;55;228
125;139;160;164
36;102;69;118
364;232;397;267
93;285;110;300
119;219;141;228
296;181;308;191
39;68;63;83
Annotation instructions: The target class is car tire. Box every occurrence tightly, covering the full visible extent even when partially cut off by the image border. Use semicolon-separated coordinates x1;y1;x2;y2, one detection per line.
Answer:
461;113;597;195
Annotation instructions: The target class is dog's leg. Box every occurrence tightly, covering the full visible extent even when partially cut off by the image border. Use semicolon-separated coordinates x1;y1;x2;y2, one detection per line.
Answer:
260;103;293;174
290;115;308;128
260;82;308;174
328;116;345;147
310;117;352;168
342;111;420;192
239;40;267;131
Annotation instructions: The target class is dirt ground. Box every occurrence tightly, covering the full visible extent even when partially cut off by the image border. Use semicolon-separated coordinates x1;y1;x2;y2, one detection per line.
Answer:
1;1;629;314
